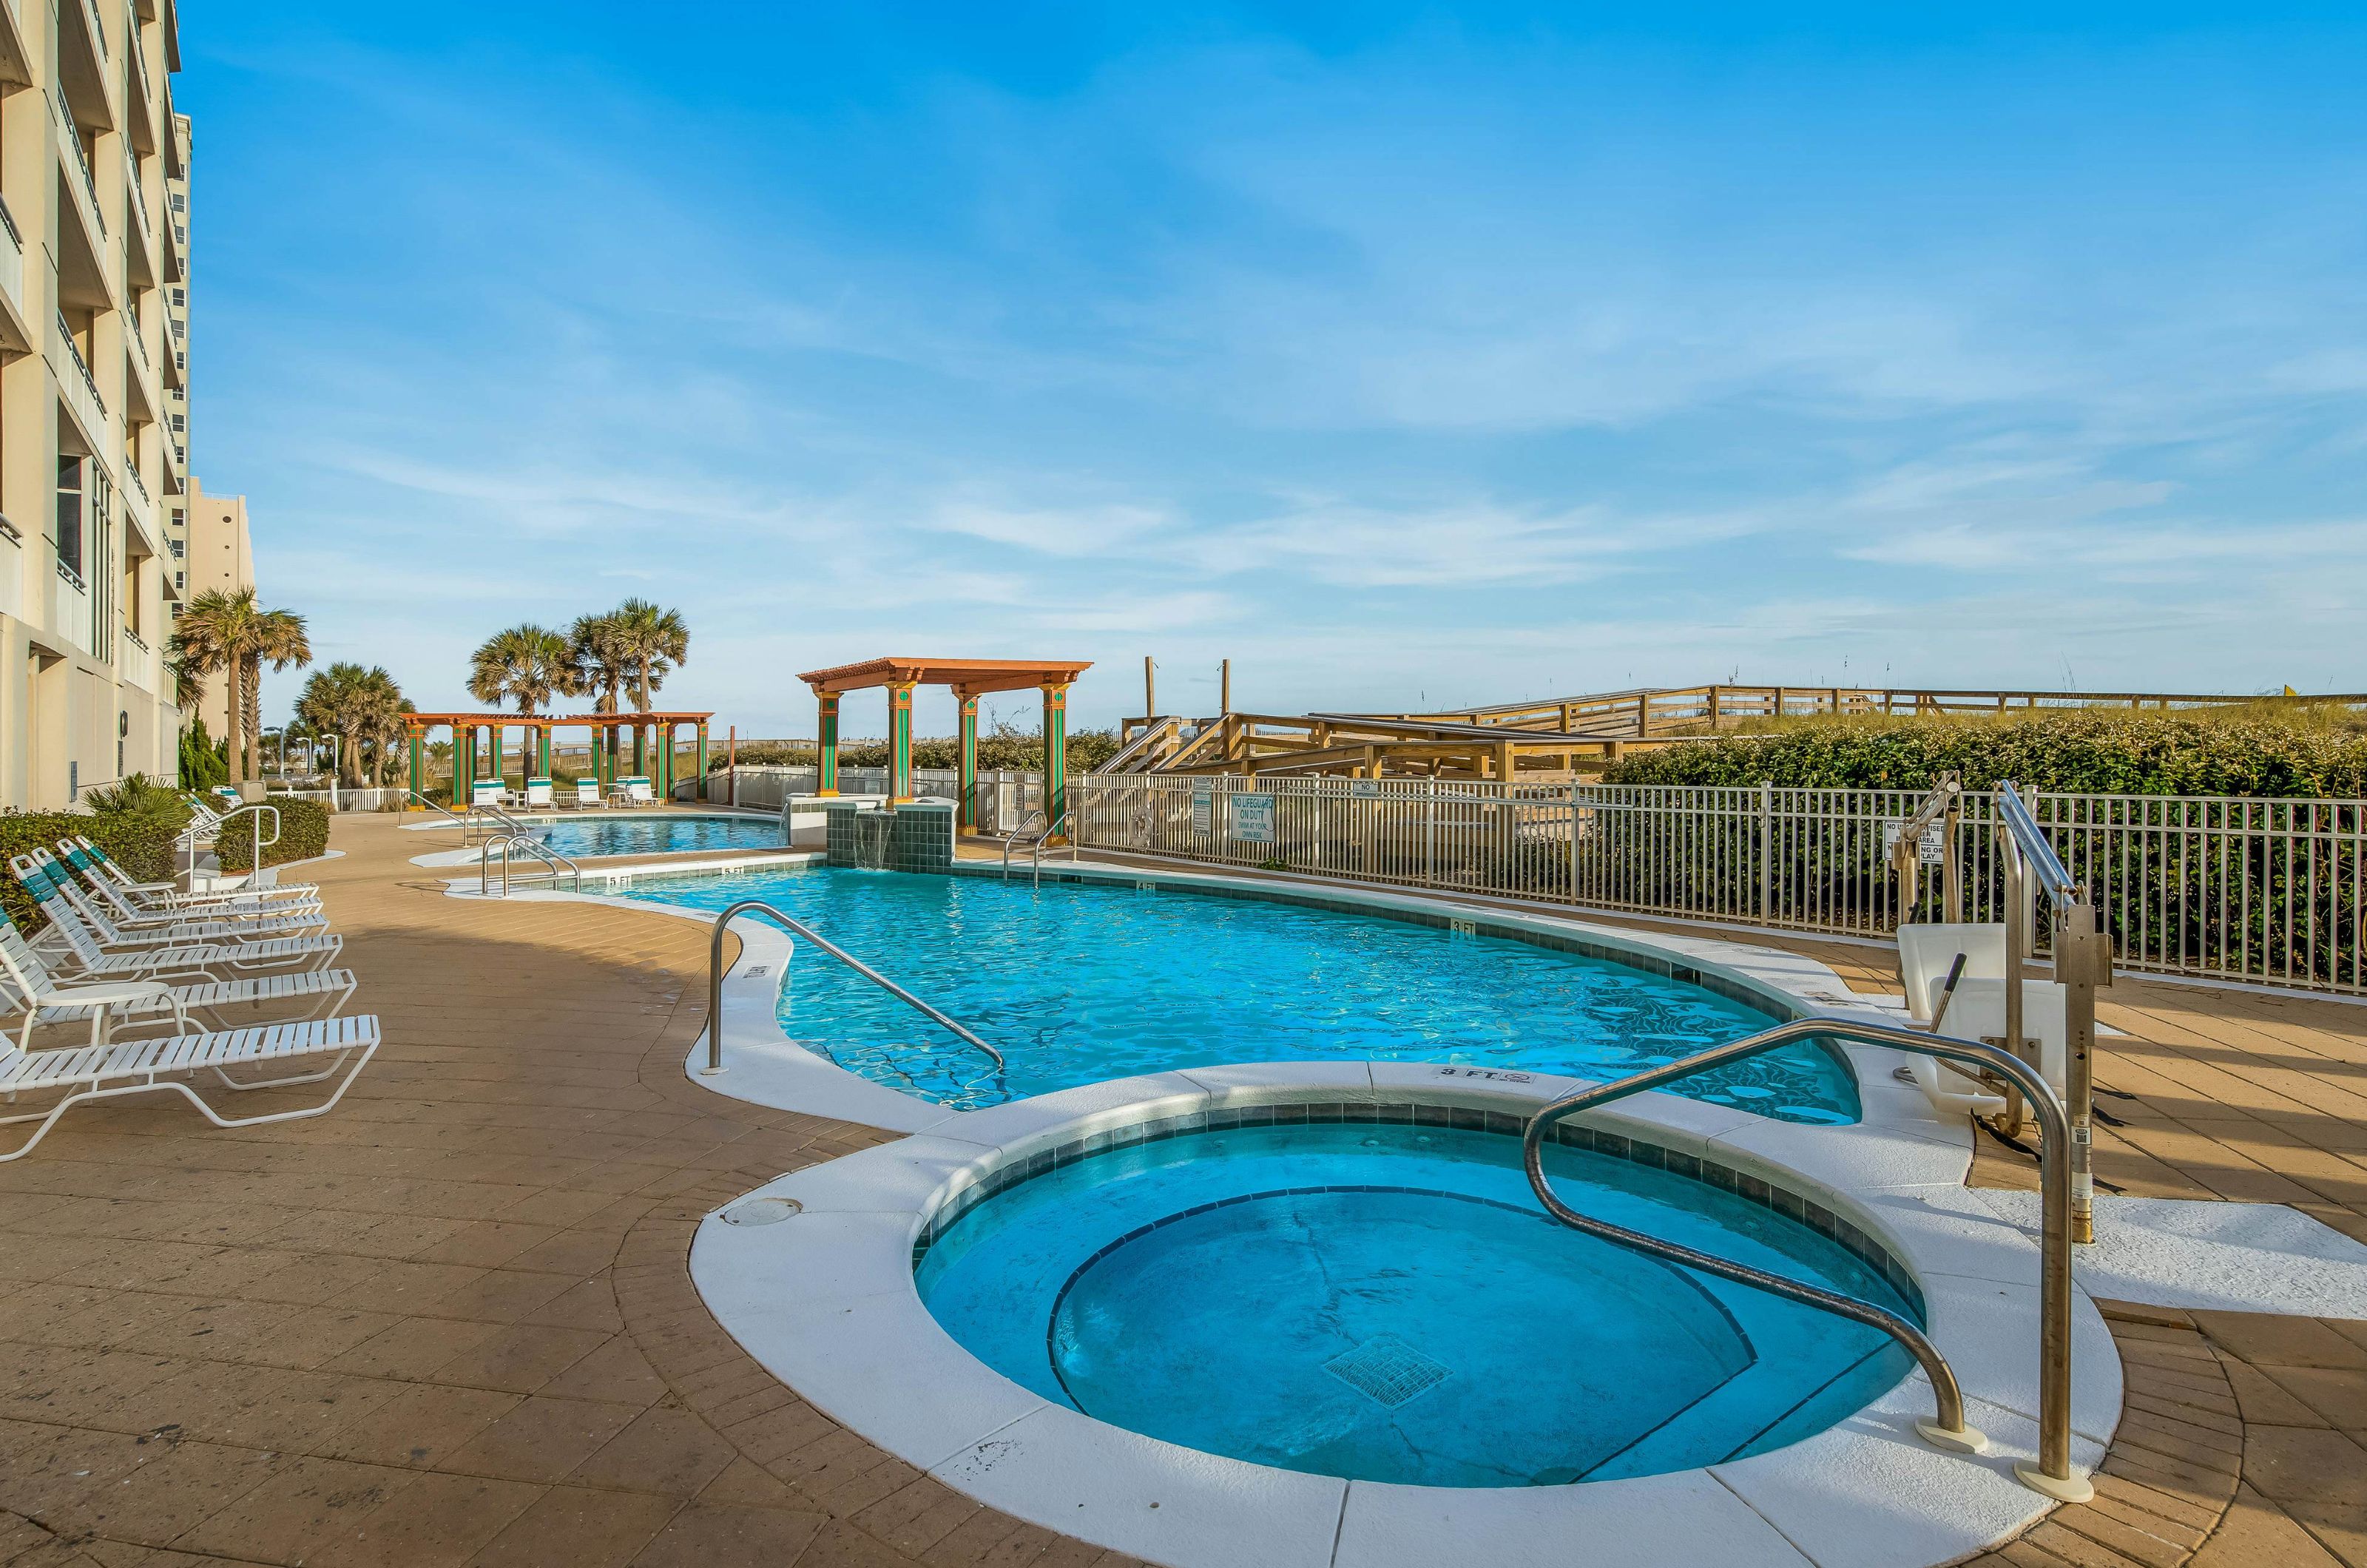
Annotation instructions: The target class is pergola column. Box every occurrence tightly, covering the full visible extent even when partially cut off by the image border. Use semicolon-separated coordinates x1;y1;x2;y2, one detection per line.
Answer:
1041;682;1070;837
696;722;709;802
887;682;918;802
461;727;478;800
814;690;840;796
408;729;423;803
536;725;551;777
490;726;503;786
956;693;980;835
632;722;646;778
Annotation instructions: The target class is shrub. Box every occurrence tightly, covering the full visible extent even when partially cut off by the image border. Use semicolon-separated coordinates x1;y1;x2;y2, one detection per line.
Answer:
0;804;188;935
215;797;331;872
713;723;1121;774
1601;705;2367;798
179;720;229;789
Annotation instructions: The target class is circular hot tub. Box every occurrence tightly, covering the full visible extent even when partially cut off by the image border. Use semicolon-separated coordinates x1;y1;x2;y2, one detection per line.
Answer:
915;1106;1917;1487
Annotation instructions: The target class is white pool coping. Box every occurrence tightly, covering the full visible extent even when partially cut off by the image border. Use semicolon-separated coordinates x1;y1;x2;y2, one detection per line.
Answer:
470;854;2126;1567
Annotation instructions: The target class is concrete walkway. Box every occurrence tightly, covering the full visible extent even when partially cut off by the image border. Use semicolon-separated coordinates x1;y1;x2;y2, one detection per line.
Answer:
0;812;2357;1567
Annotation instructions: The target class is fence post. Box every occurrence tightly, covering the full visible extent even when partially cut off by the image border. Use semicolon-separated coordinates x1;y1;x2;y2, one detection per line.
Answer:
1757;781;1773;924
1568;781;1581;904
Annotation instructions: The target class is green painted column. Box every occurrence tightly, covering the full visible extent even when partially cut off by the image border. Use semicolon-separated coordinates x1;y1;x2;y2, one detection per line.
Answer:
632;723;646;778
815;691;840;795
538;726;551;777
490;727;503;787
888;683;916;801
462;727;477;801
696;723;709;802
658;723;674;800
956;695;980;834
408;731;423;802
1041;683;1070;838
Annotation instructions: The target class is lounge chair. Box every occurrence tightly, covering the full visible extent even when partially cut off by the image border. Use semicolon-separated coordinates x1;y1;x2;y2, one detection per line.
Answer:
618;776;655;806
470;780;504;810
14;852;327;948
573;779;602;809
30;895;343;981
56;841;323;925
0;913;357;1050
524;777;554;808
0;1013;380;1163
61;835;320;908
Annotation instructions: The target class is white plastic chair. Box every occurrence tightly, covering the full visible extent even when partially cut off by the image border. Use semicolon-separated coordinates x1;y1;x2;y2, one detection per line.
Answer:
470;780;504;810
61;835;319;909
15;851;325;949
0;1013;380;1162
524;777;554;808
31;895;343;981
573;779;602;808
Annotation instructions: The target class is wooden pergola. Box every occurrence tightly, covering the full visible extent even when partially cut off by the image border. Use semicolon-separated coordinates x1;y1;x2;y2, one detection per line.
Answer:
799;656;1093;832
403;710;716;804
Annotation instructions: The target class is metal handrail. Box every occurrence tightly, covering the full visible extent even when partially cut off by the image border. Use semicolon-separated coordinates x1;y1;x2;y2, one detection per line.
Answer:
1000;807;1072;888
1996;783;2076;908
1522;1014;2090;1501
479;833;581;897
212;802;280;876
404;788;475;841
700;899;1004;1078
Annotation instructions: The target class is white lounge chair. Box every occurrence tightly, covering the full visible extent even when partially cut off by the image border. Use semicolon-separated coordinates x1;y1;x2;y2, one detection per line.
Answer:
0;913;357;1050
56;841;324;927
31;896;343;981
0;1014;380;1163
61;835;320;909
572;779;602;809
524;777;554;808
615;776;655;807
14;852;326;948
470;780;504;810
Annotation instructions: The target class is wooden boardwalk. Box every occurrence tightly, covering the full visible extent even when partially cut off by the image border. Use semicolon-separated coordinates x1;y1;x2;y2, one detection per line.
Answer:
0;814;2357;1567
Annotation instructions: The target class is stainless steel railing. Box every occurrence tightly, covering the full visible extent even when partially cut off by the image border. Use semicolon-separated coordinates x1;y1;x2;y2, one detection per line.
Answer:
700;899;1005;1078
1522;1014;2091;1501
479;833;581;897
1994;782;2111;1244
1000;808;1072;888
404;788;477;842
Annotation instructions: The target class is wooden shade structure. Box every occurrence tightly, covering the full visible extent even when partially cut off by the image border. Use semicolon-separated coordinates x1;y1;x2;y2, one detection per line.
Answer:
403;710;715;804
797;656;1093;829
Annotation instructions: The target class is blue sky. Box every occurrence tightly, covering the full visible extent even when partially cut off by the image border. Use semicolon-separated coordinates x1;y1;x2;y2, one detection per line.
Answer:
182;2;2367;738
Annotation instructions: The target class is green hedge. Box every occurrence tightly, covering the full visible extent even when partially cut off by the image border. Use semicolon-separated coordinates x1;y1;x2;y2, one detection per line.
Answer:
0;810;185;935
215;798;331;873
717;726;1122;774
1601;707;2367;797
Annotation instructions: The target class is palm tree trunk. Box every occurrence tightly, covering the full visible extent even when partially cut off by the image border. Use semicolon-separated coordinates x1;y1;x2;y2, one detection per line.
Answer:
242;655;263;788
226;661;247;784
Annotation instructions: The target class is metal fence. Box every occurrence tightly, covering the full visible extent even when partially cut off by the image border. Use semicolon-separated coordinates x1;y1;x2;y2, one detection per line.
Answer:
1069;775;2366;997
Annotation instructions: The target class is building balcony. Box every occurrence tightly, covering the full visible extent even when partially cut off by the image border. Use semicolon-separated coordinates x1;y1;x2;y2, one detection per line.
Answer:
54;309;108;448
0;194;30;356
0;0;32;87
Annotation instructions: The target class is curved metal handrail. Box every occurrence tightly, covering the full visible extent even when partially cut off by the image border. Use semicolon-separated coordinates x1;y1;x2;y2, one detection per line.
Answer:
1996;782;2076;908
700;899;1005;1080
999;807;1072;888
405;788;476;841
479;833;581;897
1522;1014;2089;1500
211;802;282;876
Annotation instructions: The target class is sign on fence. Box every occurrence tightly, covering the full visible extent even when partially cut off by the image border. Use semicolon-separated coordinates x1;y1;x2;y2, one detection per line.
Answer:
1191;787;1212;834
1231;792;1276;844
1885;821;1947;865
1350;779;1382;798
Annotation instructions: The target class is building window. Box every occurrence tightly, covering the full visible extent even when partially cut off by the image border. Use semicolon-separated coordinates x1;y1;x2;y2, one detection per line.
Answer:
55;456;84;578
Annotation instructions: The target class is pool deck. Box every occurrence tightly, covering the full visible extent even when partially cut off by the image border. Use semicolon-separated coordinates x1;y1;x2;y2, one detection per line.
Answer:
0;810;2358;1567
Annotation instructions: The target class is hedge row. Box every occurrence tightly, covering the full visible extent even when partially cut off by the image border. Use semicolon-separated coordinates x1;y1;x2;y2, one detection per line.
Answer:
719;725;1123;775
0;811;183;935
215;798;331;873
1601;707;2367;798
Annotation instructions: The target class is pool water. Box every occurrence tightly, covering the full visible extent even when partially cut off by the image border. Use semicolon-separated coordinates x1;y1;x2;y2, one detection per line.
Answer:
530;814;785;859
624;867;1859;1122
917;1120;1913;1487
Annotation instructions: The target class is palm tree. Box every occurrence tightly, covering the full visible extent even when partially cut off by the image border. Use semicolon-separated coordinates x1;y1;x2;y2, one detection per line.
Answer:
168;589;311;784
467;624;577;716
352;668;413;787
607;598;689;772
164;651;204;712
292;663;414;788
567;612;630;769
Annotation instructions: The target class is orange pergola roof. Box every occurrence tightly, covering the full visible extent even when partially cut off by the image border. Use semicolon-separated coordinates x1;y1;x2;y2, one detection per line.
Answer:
798;656;1093;699
404;710;714;729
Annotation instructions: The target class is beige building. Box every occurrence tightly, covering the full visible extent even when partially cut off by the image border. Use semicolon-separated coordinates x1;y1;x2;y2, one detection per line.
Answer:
179;477;246;741
0;1;186;806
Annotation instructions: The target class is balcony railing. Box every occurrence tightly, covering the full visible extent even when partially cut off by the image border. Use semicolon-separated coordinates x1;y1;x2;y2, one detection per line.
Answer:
121;456;151;505
55;555;84;591
55;91;104;241
124;149;152;237
81;0;104;56
55;308;107;424
0;192;21;315
121;621;147;652
125;8;149;98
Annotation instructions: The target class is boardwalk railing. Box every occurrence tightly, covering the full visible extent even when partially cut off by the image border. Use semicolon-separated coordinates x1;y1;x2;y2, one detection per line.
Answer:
1070;776;2365;997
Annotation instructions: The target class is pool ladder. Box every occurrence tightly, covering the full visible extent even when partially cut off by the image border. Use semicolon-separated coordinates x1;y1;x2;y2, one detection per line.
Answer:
479;833;581;896
699;899;1006;1079
1000;807;1073;888
1523;1016;2091;1502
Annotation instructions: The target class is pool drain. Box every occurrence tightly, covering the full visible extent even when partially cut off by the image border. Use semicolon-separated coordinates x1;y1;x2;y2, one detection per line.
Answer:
720;1197;803;1226
1325;1335;1451;1407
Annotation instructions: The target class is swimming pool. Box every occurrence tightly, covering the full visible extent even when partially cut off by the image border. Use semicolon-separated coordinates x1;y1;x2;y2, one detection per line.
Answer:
529;813;785;859
916;1116;1913;1487
626;866;1859;1122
